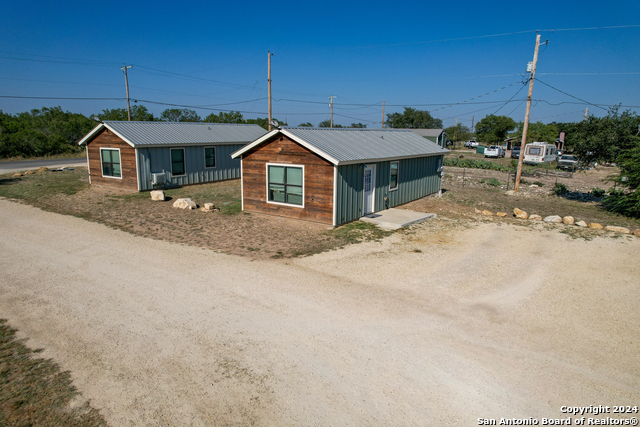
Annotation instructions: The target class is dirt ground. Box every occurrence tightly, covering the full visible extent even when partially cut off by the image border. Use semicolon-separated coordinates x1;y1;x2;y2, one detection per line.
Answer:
1;199;639;426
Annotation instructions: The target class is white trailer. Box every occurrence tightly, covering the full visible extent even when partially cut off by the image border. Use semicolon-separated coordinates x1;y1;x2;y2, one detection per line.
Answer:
523;142;557;165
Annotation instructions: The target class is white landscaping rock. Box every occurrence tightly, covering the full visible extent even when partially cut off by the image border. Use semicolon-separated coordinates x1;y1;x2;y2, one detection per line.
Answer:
150;190;166;201
173;198;197;210
562;216;575;225
544;215;563;223
604;226;630;234
575;220;588;227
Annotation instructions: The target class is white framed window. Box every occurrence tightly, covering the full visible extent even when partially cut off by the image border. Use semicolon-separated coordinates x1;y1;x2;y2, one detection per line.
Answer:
100;148;122;179
204;146;216;169
266;163;304;208
389;161;399;191
171;148;186;176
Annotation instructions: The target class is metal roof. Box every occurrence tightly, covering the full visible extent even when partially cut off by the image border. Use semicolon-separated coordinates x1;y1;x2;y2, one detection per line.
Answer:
79;121;267;147
409;129;444;138
232;127;449;165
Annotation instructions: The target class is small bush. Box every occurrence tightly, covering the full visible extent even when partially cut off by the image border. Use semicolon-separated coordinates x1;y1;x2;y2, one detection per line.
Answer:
533;181;545;187
443;157;509;172
602;189;640;218
554;183;568;196
481;178;502;187
590;187;606;198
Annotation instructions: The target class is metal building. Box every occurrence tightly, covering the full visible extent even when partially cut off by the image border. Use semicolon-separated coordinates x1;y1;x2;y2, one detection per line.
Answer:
78;121;267;191
232;127;449;226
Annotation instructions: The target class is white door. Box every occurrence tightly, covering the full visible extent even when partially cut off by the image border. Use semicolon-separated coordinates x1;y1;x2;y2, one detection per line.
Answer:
363;165;375;215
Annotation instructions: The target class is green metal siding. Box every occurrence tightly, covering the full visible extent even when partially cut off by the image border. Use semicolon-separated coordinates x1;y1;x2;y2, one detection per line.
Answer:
137;144;244;191
335;164;364;225
335;155;443;225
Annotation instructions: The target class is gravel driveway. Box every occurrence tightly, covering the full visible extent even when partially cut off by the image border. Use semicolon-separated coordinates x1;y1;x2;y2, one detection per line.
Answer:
1;199;638;426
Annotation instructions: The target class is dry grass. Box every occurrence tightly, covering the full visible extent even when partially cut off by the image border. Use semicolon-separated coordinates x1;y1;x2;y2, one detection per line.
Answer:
0;320;107;427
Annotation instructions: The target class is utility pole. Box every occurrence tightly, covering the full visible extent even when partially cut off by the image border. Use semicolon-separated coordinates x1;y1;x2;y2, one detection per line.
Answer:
471;116;474;134
268;51;273;131
121;64;133;121
381;100;385;128
514;33;541;192
328;96;337;128
584;107;588;121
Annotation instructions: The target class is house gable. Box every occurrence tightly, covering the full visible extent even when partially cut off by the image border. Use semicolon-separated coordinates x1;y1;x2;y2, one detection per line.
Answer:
86;127;138;191
241;134;334;224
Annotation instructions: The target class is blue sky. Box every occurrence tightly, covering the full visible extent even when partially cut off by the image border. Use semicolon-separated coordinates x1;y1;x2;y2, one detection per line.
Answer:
1;0;639;129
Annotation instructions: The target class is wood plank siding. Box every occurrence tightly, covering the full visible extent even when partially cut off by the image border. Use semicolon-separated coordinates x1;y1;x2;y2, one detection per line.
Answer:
87;128;138;190
242;135;334;224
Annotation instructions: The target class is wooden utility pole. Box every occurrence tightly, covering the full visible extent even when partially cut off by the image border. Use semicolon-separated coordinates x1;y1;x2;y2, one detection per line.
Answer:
121;64;133;121
268;51;273;131
471;116;474;134
328;96;337;127
584;107;588;121
514;33;541;192
381;100;385;128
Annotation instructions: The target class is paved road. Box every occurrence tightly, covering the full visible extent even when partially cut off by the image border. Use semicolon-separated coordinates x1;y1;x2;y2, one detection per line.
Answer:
1;199;638;426
0;157;86;174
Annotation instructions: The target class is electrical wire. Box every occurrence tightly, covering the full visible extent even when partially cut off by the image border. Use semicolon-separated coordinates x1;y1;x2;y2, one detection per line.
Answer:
534;78;608;111
493;81;528;114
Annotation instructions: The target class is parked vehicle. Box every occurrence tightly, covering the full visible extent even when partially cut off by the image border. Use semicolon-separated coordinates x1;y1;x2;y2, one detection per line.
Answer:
510;146;521;159
557;155;579;171
523;142;557;165
484;145;505;158
464;140;478;148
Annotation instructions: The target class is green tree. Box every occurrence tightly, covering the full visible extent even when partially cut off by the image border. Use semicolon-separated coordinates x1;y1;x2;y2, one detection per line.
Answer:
98;105;155;121
475;114;516;144
298;122;313;127
385;107;443;129
160;108;201;122
445;123;472;142
564;107;640;164
203;111;245;123
318;120;344;128
0;106;94;158
510;121;558;144
349;123;367;128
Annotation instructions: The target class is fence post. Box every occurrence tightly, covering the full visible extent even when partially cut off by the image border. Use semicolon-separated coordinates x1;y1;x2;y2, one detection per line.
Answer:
462;167;466;188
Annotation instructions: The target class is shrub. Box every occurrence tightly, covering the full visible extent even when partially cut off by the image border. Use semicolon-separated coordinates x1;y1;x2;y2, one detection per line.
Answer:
590;187;606;198
533;181;545;187
602;190;640;218
481;178;502;187
554;183;568;196
443;157;509;171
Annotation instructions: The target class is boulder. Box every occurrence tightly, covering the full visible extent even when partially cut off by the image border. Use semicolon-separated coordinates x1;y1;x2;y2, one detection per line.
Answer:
173;198;197;210
12;173;22;178
562;216;575;225
201;203;218;212
634;229;640;237
481;210;493;216
37;167;49;173
474;208;482;214
496;212;507;217
575;220;588;227
588;222;604;230
543;215;563;223
513;208;528;220
150;190;165;201
529;214;542;221
604;226;630;234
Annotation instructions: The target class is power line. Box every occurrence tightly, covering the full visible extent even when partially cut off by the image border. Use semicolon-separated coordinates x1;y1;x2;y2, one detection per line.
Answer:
534;78;608;111
493;81;528;114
